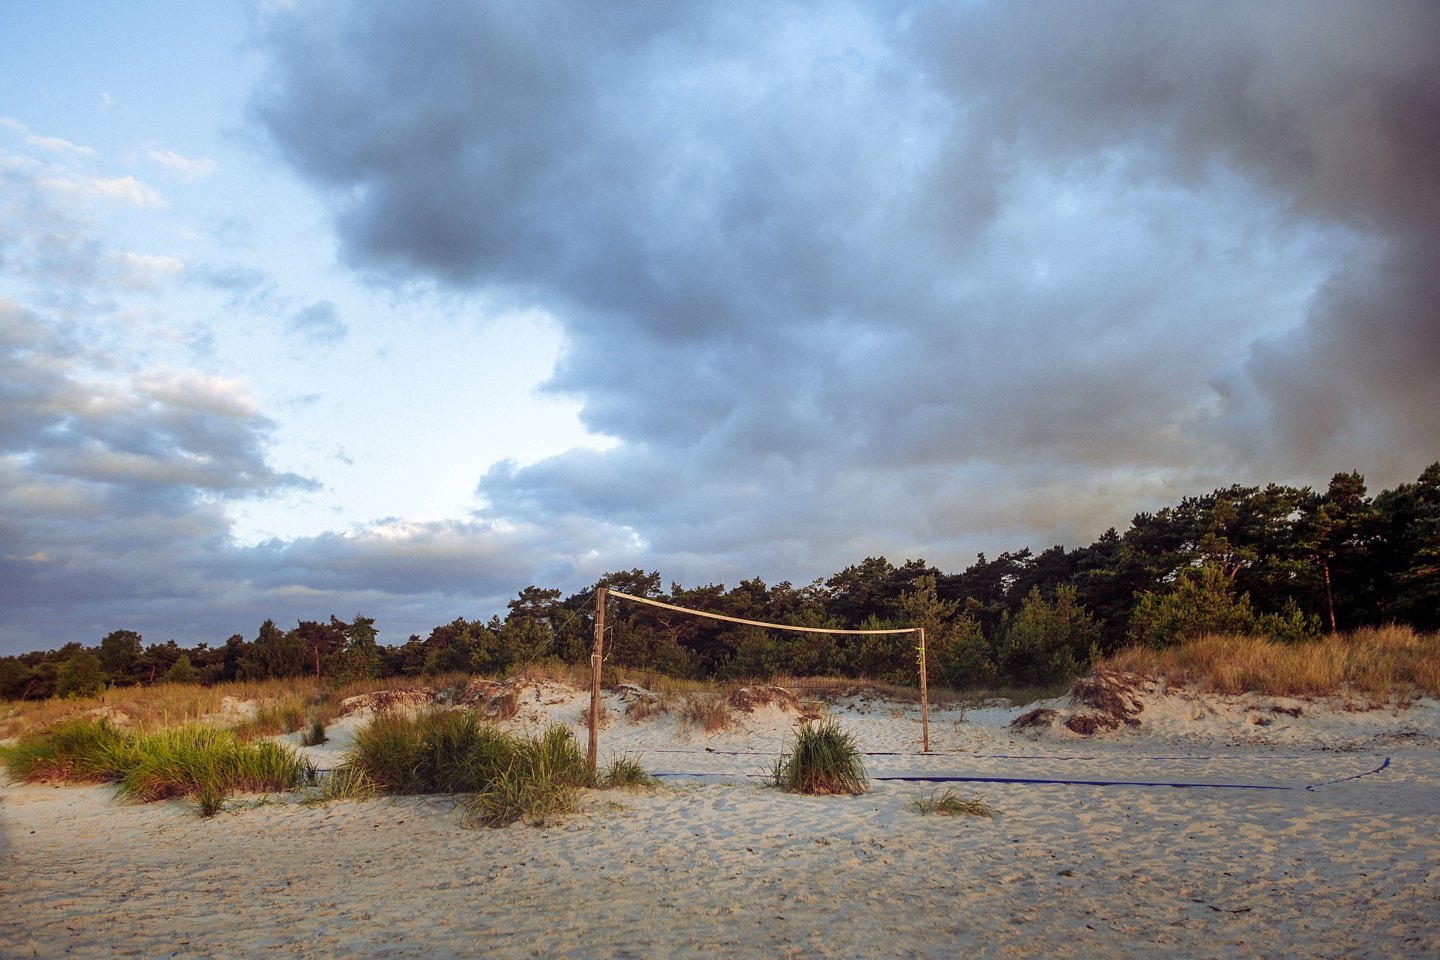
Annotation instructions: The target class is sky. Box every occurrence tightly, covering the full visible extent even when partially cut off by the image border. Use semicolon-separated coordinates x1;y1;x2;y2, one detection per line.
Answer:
2;0;1437;655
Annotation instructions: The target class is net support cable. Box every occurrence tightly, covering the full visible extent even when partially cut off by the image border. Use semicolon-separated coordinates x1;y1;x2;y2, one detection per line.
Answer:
588;587;933;776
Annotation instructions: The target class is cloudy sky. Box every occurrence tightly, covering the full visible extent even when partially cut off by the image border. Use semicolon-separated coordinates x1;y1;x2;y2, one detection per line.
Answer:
2;0;1436;654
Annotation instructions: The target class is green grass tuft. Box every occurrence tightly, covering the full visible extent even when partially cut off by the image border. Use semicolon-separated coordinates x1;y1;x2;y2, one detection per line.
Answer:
2;719;134;784
3;719;312;808
339;710;588;827
114;726;314;803
192;783;227;818
768;719;869;795
303;765;379;804
300;719;329;746
909;788;996;818
597;753;659;790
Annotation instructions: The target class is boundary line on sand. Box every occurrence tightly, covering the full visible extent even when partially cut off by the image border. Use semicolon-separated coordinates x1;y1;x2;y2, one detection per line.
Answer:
649;756;1393;792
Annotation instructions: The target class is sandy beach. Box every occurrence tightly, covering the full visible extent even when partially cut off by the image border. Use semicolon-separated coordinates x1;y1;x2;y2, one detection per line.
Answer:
3;684;1438;959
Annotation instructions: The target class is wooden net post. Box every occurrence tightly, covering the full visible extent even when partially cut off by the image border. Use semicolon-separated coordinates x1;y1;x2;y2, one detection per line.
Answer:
918;627;930;753
587;587;607;781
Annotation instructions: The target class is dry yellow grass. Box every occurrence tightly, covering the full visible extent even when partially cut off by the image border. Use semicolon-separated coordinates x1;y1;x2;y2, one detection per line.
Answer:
1100;625;1440;700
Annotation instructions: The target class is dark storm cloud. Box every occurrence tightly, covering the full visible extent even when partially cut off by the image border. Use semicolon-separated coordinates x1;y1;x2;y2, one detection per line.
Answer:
0;297;321;643
250;0;1440;589
915;0;1440;476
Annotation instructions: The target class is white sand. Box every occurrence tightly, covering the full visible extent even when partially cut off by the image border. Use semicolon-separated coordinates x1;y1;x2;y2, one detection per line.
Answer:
3;684;1438;959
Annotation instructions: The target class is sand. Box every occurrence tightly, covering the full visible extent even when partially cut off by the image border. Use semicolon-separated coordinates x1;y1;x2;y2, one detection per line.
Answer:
2;683;1438;959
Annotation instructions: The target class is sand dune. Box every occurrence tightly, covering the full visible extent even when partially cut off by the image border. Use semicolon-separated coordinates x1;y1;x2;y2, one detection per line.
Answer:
2;685;1437;959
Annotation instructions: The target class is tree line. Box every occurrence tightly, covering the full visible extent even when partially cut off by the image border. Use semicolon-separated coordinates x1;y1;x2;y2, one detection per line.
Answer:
4;464;1436;701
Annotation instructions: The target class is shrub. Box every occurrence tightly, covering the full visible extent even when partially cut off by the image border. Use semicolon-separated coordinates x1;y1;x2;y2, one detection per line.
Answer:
769;719;869;795
996;586;1099;686
1128;564;1257;648
56;651;108;699
162;653;199;686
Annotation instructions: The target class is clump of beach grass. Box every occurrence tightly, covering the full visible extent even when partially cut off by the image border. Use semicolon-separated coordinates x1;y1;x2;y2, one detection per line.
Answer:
114;725;314;803
679;693;732;733
235;698;308;741
597;753;659;790
300;719;329;746
623;692;670;723
1;718;134;784
909;788;996;818
303;765;379;804
338;709;588;827
3;719;313;813
768;718;869;795
192;783;227;818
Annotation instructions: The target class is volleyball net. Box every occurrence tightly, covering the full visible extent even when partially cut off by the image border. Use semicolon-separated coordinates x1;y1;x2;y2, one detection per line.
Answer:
585;586;933;774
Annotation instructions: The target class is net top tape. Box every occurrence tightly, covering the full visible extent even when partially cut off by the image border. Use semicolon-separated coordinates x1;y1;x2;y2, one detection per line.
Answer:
606;589;921;636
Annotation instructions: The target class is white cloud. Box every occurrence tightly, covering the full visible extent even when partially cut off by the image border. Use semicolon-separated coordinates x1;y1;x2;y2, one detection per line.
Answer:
27;134;96;157
39;174;167;208
148;148;219;181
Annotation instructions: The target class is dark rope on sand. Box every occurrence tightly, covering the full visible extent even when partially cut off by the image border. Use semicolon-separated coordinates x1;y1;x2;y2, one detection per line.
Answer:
649;755;1393;792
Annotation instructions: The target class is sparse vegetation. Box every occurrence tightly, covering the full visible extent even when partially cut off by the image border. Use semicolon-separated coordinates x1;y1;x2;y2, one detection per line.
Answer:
680;693;732;733
909;788;996;818
597;754;659;790
300;719;328;746
1100;626;1440;699
306;765;378;803
769;719;869;796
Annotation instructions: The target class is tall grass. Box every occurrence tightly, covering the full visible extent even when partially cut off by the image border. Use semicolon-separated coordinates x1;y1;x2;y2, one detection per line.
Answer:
338;710;588;827
2;719;313;805
115;726;313;802
679;694;732;732
769;719;869;796
1;718;133;783
1101;626;1440;700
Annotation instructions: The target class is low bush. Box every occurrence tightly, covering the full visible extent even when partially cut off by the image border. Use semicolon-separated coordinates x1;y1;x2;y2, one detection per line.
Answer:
769;719;868;795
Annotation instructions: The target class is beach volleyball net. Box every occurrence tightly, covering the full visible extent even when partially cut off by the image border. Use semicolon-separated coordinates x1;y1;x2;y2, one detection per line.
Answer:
584;587;932;774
